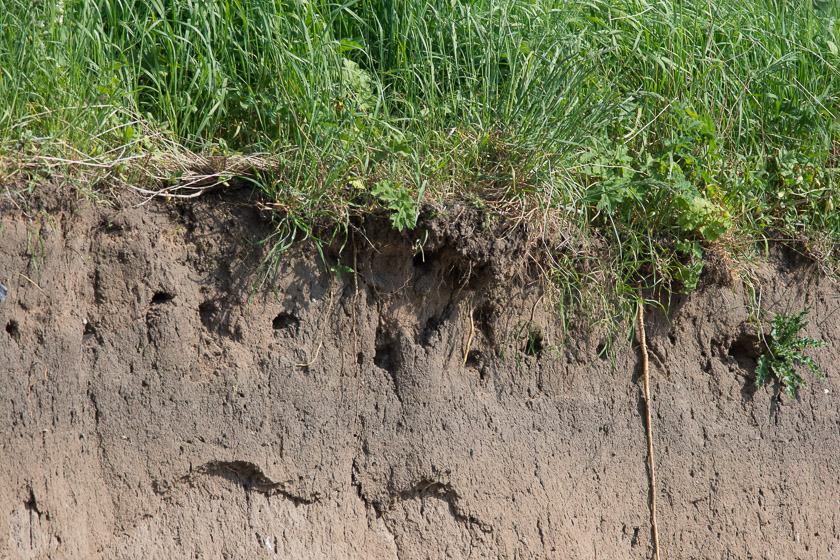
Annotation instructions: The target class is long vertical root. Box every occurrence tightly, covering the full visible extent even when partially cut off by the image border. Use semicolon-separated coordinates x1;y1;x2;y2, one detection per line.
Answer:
463;303;475;366
296;287;335;368
637;296;661;560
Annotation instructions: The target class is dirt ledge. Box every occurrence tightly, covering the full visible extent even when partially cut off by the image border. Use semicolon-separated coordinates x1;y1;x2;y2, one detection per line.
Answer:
1;185;839;559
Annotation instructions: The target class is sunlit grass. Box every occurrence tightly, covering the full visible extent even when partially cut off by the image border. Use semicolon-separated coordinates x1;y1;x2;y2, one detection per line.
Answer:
1;0;839;321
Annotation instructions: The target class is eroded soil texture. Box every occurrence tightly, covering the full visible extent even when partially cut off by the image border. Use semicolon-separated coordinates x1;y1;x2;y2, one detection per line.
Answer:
1;186;839;559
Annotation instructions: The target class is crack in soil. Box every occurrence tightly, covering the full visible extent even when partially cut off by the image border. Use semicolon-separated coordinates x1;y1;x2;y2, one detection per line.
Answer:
178;460;320;504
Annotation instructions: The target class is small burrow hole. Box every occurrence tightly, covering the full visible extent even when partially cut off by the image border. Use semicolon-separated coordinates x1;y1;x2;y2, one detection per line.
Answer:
728;331;761;371
374;327;397;371
474;303;495;341
99;219;122;234
83;321;97;342
24;489;39;514
419;315;443;348
151;292;175;304
272;312;300;333
465;350;481;369
374;343;393;370
413;251;434;271
199;301;217;328
595;341;608;360
524;329;545;357
6;320;20;341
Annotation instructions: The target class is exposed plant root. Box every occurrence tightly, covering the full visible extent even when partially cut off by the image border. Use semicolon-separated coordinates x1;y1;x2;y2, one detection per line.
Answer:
296;287;335;368
463;302;475;366
19;272;43;292
352;233;359;362
352;234;364;444
636;295;661;560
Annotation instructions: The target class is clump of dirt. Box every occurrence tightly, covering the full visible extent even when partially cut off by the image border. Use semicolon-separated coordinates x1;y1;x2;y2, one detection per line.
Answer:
1;183;838;559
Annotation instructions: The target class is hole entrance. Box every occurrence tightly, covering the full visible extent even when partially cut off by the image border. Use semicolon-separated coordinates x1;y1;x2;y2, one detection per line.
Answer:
595;341;608;360
418;315;443;348
151;292;175;304
6;320;20;341
199;301;218;328
524;328;545;357
374;326;399;371
24;489;39;515
728;331;762;371
83;320;98;343
465;350;481;369
272;312;300;333
374;341;394;371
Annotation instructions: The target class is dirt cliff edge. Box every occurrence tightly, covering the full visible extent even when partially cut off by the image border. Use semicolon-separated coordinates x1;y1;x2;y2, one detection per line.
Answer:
1;187;839;559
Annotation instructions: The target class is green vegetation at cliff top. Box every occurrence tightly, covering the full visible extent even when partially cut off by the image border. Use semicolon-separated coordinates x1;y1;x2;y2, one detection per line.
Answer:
2;0;839;319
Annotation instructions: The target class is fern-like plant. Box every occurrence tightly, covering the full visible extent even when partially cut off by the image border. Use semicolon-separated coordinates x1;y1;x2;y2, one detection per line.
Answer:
756;309;826;399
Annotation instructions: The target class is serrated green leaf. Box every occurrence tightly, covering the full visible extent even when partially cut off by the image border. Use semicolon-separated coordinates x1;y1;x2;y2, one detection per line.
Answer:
756;308;826;398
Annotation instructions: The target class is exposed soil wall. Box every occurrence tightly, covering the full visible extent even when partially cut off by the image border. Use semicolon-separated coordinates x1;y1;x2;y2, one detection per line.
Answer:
1;186;839;559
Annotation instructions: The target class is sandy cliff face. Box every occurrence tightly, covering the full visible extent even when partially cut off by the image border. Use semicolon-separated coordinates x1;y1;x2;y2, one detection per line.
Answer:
1;186;838;559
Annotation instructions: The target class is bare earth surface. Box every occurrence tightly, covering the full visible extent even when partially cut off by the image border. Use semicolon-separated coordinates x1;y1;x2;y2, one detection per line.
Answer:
1;185;839;559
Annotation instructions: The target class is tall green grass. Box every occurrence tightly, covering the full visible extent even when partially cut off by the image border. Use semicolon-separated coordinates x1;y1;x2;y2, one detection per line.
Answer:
1;0;839;318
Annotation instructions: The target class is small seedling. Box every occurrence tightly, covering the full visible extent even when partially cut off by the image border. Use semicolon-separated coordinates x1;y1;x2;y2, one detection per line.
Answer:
371;180;417;232
756;308;826;399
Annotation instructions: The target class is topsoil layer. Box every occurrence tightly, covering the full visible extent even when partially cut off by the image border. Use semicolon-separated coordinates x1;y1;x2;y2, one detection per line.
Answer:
1;185;839;559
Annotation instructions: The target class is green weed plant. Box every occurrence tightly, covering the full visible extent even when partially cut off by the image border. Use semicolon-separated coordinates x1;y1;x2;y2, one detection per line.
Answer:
757;309;826;399
371;180;418;232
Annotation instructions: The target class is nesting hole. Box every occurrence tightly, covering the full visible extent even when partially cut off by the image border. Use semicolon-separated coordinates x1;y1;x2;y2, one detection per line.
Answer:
98;219;123;234
728;331;762;372
419;315;443;348
151;291;175;304
465;350;481;369
595;341;608;360
473;303;496;343
524;328;545;357
6;320;20;341
199;301;218;329
374;327;398;371
83;320;98;343
272;312;300;334
24;489;39;515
